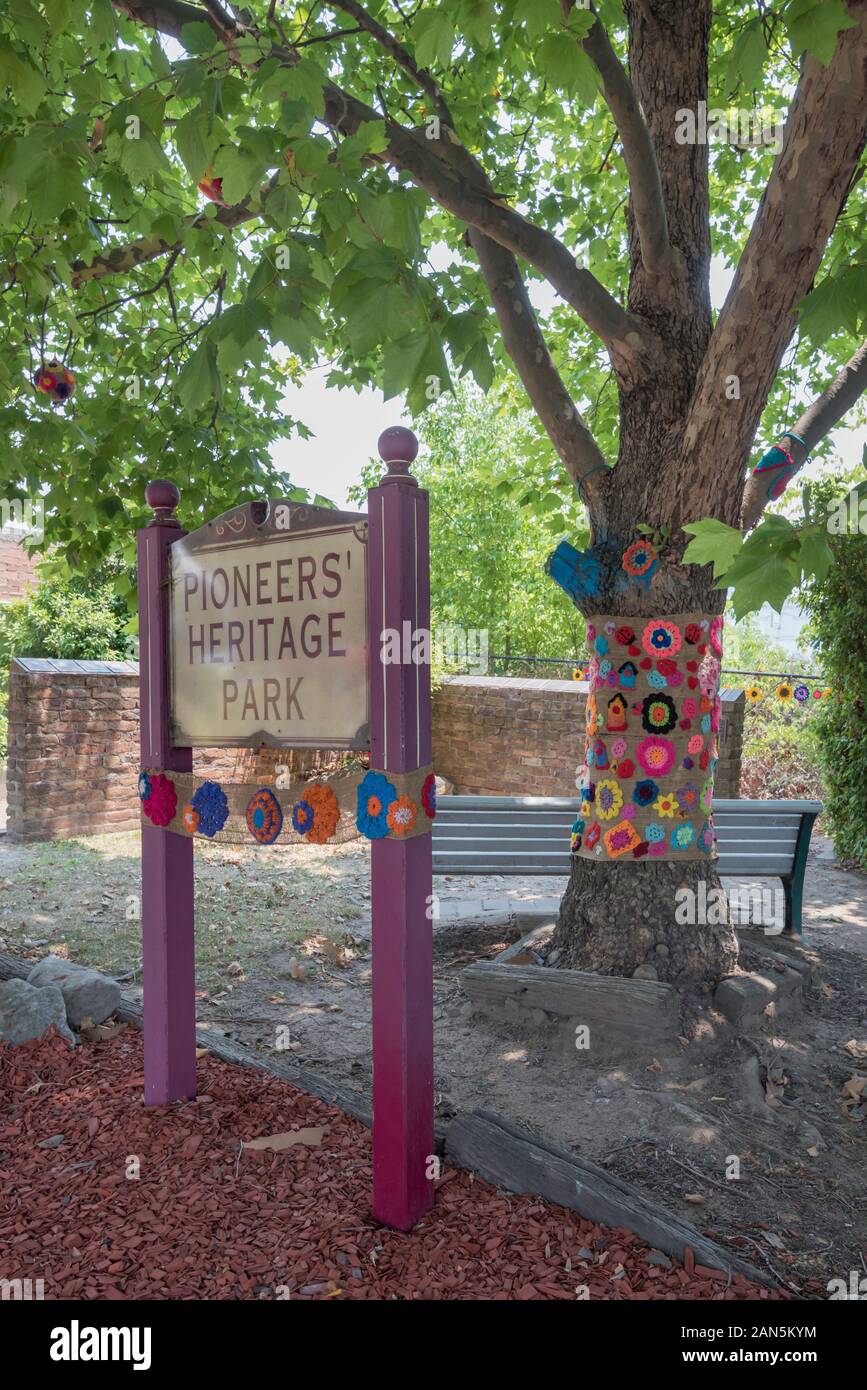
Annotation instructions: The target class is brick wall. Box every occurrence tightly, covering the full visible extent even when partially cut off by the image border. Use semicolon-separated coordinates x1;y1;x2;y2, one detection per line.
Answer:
0;537;39;603
4;664;743;842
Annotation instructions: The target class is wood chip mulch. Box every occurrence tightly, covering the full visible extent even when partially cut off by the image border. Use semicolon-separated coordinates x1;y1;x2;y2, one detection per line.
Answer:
0;1030;781;1301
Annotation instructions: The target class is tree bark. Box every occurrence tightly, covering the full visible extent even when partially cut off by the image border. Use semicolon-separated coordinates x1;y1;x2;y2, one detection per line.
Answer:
552;1;737;989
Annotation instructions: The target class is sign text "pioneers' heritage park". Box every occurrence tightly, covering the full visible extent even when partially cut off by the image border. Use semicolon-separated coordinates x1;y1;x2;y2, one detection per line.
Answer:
169;502;369;749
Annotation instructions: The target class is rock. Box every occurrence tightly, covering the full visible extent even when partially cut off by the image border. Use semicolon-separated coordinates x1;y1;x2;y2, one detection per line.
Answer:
27;956;121;1028
646;1249;673;1269
633;964;659;981
546;948;561;967
435;775;455;797
0;979;76;1046
715;972;777;1026
655;943;669;958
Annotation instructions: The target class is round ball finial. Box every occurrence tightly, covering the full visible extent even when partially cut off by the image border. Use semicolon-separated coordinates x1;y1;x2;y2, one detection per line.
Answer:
378;425;418;480
145;480;180;524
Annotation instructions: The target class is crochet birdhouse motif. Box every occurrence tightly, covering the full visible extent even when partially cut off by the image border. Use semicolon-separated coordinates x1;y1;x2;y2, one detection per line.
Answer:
606;693;628;732
618;660;638;689
34;360;75;404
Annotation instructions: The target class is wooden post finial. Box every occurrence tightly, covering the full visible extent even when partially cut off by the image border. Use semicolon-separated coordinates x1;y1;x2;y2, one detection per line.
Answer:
378;426;419;485
145;480;181;526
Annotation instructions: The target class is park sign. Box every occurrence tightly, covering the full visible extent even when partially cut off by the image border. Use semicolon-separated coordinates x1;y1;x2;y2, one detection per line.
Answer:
168;499;369;749
137;428;435;1235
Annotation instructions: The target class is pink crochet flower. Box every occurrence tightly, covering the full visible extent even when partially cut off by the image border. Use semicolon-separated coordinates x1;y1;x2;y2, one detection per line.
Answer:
142;773;177;827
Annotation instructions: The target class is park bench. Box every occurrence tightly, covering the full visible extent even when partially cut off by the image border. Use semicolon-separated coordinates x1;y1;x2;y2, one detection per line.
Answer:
432;796;822;937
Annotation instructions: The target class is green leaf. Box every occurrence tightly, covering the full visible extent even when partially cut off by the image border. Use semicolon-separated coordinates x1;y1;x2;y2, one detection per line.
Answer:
798;265;867;344
0;40;46;115
513;0;560;39
726;557;798;619
177;341;220;418
784;0;856;66
413;10;455;69
682;517;745;578
798;528;835;584
179;20;219;56
536;34;597;104
213;146;266;204
723;16;768;94
174;111;210;182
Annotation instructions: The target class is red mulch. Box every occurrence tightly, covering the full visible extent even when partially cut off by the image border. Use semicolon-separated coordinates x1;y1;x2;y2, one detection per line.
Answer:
0;1029;780;1301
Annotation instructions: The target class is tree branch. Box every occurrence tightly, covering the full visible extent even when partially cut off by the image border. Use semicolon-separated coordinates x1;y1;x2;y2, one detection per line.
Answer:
676;0;867;527
576;5;673;280
741;341;867;528
104;0;660;384
467;228;610;522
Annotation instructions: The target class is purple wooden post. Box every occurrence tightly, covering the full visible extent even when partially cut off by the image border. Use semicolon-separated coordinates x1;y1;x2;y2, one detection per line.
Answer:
137;481;196;1106
367;427;435;1231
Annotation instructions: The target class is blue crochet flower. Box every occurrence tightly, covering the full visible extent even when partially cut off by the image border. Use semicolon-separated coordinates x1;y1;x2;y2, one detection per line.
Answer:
137;771;152;801
292;799;313;835
633;778;658;807
356;770;397;840
191;780;229;838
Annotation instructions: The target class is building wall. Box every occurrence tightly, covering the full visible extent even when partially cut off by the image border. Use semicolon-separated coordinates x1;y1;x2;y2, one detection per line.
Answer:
4;665;744;842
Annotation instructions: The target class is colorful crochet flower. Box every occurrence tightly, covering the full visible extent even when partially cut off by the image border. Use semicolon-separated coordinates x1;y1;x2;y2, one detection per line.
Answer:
616;757;635;779
596;778;623;821
246;788;283;845
191;780;229;838
709;614;724;658
615;625;635;646
137;771;152;802
622;540;657;577
812;688;823;700
682;697;698;719
141;773;177;827
645;822;666;843
701;779;714;813
671;821;695;851
653;792;678;819
636;735;676;777
304;783;340;844
793;685;810;702
647;669;667;690
356;770;397;840
181;803;199;834
387;795;418;837
585;823;601;849
604;820;641;858
745;686;762;703
776;682;793;702
676;783;700;814
641;693;677;734
687;734;704;755
292;799;314;835
633;778;659;807
642;620;682;657
421;772;437;819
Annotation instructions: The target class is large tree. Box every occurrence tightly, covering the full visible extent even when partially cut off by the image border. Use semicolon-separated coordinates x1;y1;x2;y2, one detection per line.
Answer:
2;0;866;986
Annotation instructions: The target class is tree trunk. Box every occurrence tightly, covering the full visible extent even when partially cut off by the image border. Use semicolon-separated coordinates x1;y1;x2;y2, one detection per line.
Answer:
552;0;738;989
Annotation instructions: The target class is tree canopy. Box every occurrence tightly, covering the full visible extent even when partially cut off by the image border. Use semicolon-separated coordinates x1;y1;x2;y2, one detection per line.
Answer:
0;0;865;611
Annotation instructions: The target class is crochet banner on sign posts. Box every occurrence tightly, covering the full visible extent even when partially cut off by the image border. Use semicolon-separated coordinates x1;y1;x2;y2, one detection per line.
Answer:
573;614;722;862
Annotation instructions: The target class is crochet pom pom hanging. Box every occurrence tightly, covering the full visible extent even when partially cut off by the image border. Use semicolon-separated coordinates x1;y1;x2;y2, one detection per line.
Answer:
34;359;76;404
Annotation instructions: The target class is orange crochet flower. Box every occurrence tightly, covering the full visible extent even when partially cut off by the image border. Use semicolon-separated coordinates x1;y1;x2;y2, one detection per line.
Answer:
386;795;418;836
304;783;340;844
181;804;200;834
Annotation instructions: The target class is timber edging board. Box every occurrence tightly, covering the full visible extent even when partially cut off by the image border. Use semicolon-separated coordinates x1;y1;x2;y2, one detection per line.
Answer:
463;959;681;1044
0;950;772;1290
445;1109;772;1288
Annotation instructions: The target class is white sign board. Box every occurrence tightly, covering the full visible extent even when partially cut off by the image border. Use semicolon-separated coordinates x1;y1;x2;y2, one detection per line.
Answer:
169;502;368;748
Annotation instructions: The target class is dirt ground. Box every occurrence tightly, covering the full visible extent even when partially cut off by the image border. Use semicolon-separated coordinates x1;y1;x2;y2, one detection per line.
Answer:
1;829;864;1295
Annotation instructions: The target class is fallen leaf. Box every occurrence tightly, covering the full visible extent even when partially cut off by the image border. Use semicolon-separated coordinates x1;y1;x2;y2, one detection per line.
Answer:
243;1127;326;1152
841;1039;867;1059
683;1193;705;1205
80;1020;126;1043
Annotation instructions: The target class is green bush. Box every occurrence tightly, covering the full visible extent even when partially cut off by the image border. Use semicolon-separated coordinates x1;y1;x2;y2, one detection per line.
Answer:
0;569;132;756
800;475;867;868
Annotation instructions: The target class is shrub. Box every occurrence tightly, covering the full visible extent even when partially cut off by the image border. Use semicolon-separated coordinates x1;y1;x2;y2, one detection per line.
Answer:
800;476;867;868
